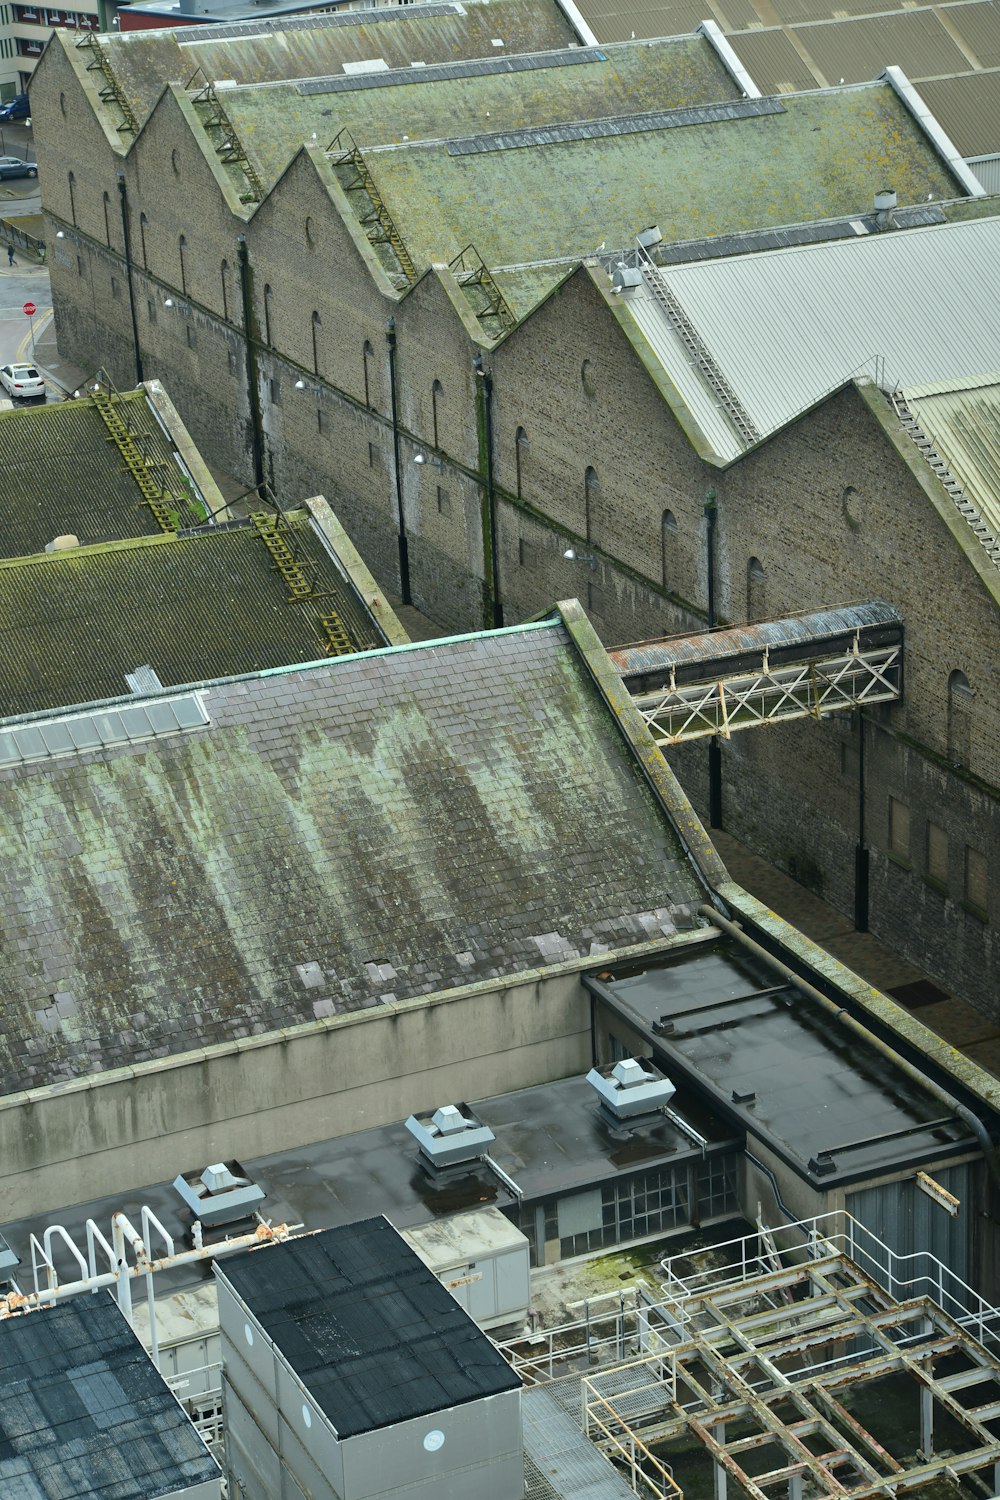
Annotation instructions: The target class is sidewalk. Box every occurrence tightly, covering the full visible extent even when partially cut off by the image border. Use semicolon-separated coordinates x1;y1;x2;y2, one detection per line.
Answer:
712;828;1000;1080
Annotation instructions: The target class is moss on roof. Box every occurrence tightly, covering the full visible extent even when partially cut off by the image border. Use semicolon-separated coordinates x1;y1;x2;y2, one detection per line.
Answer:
0;513;382;716
0;390;185;557
221;36;739;185
345;84;961;284
0;622;705;1094
103;0;578;127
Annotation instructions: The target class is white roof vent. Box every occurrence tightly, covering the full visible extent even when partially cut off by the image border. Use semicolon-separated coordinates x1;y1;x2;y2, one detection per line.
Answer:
874;188;897;212
405;1103;495;1167
637;224;662;248
173;1158;265;1226
587;1057;676;1120
612;266;643;294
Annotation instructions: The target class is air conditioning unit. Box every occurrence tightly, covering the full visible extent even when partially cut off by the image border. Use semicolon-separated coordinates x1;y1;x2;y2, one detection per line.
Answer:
586;1057;676;1120
172;1159;265;1226
405;1103;496;1167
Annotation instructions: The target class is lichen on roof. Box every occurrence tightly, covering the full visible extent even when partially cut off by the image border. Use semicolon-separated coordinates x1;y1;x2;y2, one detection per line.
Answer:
347;83;960;275
0;512;382;717
0;389;183;557
219;35;739;186
0;622;705;1094
99;0;579;128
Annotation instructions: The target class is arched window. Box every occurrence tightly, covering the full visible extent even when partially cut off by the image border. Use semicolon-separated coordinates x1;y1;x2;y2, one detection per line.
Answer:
584;465;599;543
661;509;677;588
581;358;596;397
311;311;321;376
515;426;528;500
220;259;229;322
431;379;443;450
948;669;973;767
68;171;76;227
178;233;187;296
363;339;374;407
747;556;766;621
263;284;273;347
139;211;148;270
102;190;111;247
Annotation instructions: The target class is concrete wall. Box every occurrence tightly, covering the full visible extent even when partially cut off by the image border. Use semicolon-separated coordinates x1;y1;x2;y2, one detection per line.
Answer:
0;964;592;1220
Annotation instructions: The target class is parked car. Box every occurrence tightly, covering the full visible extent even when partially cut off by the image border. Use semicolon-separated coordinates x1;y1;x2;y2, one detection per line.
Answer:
0;364;45;402
0;95;30;122
0;157;36;180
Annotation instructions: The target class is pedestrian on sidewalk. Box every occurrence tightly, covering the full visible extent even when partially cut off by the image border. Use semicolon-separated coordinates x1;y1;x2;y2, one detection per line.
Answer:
6;245;14;267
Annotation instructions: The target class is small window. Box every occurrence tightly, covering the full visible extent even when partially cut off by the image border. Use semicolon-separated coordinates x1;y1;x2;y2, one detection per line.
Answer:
584;466;599;543
926;822;948;888
102;189;111;247
581;358;596;397
67;169;76;227
59;89;66;116
178;232;187;296
305;214;315;245
368;440;380;469
316;408;326;435
268;377;280;406
515;426;528;499
363;339;375;408
948;669;973;767
747;557;766;621
431;378;443;450
436;485;451;516
147;298;156;324
227;348;238;375
220;259;230;322
111;275;120;300
661;509;677;588
965;846;987;917
263;284;273;347
518;537;533;567
186;324;196;350
76;255;84;277
311;310;321;376
888;796;910;862
171;148;180;176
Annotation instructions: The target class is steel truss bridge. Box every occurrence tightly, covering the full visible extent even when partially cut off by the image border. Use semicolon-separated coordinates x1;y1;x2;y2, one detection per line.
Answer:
610;603;903;746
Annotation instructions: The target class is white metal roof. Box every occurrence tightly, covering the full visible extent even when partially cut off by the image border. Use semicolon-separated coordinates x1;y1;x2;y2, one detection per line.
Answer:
904;372;1000;541
626;215;1000;463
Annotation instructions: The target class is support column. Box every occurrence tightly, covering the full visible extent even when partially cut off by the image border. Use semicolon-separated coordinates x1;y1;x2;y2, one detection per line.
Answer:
919;1383;933;1461
713;1422;727;1500
705;489;722;827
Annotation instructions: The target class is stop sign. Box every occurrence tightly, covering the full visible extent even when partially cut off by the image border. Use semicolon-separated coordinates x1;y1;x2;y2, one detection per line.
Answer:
22;301;35;316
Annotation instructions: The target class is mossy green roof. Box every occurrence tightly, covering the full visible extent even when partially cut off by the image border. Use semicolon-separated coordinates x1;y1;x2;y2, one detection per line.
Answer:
346;84;961;284
100;0;578;128
0;389;184;557
221;36;739;185
0;514;383;717
0;622;705;1093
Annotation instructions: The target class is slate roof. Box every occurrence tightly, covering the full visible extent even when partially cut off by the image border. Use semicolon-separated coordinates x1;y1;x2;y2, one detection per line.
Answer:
209;36;739;187
218;1218;521;1437
0;389;194;558
328;82;960;290
99;0;578;129
0;512;386;717
0;1293;219;1497
0;620;704;1095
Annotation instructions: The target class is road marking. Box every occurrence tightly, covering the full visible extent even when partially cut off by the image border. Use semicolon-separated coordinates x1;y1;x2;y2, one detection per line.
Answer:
15;304;52;362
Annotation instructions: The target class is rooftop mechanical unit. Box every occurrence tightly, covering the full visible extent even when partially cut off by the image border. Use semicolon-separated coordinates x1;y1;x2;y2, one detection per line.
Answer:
0;1232;19;1285
173;1159;265;1227
586;1057;676;1120
405;1103;496;1168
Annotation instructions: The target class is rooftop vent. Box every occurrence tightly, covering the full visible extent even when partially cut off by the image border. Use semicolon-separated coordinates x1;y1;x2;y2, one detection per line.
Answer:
611;266;643;294
587;1057;676;1120
405;1103;496;1168
172;1159;265;1226
125;664;164;696
637;224;662;249
874;189;897;213
45;534;79;552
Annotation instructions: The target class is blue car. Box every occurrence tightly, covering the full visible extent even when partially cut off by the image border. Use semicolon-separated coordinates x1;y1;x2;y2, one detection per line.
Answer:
0;95;29;123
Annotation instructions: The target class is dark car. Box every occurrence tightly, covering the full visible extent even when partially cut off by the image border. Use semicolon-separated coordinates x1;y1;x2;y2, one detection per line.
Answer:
0;95;29;123
0;157;36;179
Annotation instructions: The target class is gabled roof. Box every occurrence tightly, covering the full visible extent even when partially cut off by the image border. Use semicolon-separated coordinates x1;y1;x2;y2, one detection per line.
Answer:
82;0;579;130
622;214;1000;461
0;508;390;716
903;373;1000;542
0;616;707;1095
0;383;224;557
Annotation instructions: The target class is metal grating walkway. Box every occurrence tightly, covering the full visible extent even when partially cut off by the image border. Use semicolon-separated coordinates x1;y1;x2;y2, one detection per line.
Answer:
523;1385;639;1500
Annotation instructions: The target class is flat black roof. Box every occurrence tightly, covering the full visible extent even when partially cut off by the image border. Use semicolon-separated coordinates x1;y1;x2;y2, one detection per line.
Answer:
218;1218;521;1437
591;947;976;1186
0;1293;219;1497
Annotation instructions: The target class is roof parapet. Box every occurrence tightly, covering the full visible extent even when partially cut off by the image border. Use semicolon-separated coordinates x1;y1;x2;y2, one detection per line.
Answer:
880;65;986;199
697;19;760;101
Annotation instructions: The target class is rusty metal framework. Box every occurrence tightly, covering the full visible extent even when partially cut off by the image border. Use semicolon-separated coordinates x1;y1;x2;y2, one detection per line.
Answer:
192;81;265;204
449;244;518;338
76;33;139;136
583;1244;1000;1500
326;128;416;285
632;640;901;745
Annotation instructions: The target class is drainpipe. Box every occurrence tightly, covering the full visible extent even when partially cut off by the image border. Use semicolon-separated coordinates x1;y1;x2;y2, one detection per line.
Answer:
385;317;411;605
855;711;870;932
115;172;143;386
236;233;265;497
475;352;502;629
705;487;722;827
700;904;1000;1183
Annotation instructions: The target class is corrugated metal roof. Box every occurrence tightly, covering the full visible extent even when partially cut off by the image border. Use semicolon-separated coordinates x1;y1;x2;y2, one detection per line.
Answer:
626;216;1000;461
904;374;1000;539
794;11;970;84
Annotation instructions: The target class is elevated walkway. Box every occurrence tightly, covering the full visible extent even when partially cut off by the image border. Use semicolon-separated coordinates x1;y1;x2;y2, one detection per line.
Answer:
610;602;902;745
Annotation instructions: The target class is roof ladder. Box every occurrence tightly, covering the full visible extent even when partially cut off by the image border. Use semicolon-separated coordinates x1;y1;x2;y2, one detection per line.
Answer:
91;391;177;533
250;511;317;601
448;244;517;338
890;390;1000;574
326;129;416;286
637;247;762;448
191;81;264;204
76;34;139;137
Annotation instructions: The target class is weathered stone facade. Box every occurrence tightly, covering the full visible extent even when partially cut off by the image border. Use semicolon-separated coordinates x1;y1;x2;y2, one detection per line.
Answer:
32;31;1000;1017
